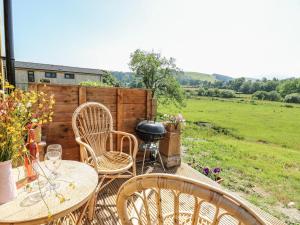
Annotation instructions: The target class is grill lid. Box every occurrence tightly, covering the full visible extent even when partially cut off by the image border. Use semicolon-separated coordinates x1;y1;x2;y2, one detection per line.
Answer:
135;120;166;135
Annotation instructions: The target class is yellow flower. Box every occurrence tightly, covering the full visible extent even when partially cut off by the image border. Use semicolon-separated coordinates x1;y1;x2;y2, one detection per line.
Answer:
68;182;76;189
55;193;68;204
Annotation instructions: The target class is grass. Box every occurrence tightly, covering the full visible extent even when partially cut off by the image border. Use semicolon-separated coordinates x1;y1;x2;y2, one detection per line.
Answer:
159;97;300;224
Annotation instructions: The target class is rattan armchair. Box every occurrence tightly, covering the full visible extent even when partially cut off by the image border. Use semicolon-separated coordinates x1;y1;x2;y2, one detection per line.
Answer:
117;174;266;225
72;102;138;218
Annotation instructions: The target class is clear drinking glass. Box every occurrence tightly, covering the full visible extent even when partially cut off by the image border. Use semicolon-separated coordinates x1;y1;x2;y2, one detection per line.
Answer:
45;144;62;190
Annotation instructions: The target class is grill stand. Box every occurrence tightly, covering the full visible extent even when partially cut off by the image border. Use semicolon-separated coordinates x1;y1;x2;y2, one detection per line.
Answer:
141;143;165;174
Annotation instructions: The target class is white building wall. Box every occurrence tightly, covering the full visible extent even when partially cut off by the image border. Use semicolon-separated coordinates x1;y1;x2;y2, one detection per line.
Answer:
15;68;102;89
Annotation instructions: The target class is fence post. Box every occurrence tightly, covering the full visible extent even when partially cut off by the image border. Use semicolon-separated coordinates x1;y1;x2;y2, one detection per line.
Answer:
79;86;87;105
78;86;87;161
117;89;124;150
146;90;152;120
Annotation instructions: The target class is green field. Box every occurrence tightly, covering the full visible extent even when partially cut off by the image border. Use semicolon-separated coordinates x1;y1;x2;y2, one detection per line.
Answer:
159;97;300;224
183;72;216;82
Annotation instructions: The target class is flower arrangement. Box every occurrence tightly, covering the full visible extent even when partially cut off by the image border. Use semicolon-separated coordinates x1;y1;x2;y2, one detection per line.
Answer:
162;113;185;131
0;77;55;163
202;167;223;183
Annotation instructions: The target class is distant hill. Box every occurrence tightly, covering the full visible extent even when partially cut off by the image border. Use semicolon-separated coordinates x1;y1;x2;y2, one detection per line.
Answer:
182;72;216;82
176;72;233;86
212;73;233;82
111;71;234;87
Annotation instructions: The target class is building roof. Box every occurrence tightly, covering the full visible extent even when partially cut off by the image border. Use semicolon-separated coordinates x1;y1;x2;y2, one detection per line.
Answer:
14;61;106;75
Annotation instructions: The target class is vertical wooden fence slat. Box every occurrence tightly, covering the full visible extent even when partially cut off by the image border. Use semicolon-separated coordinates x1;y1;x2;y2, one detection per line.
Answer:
117;89;124;151
78;86;86;161
79;86;87;105
146;90;151;120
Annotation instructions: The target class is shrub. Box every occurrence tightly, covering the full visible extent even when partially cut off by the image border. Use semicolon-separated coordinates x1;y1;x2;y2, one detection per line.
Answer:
198;87;207;96
267;91;281;101
79;81;112;87
252;91;268;100
219;89;236;98
284;93;300;104
198;88;235;98
252;91;281;101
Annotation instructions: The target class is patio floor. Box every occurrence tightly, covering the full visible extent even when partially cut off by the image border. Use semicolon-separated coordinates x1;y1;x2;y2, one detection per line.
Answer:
83;162;285;225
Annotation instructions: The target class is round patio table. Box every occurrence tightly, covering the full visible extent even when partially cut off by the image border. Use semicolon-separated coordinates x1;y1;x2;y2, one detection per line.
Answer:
0;160;98;225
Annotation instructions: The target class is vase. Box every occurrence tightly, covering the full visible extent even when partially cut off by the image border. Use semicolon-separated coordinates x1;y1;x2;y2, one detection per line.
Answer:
0;160;17;204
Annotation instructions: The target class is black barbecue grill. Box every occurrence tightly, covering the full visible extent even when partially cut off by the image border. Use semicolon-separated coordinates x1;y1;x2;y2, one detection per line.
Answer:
135;120;166;142
135;120;166;173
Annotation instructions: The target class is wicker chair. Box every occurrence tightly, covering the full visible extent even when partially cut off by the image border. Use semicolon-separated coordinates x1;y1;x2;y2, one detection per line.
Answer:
117;174;266;225
72;102;138;219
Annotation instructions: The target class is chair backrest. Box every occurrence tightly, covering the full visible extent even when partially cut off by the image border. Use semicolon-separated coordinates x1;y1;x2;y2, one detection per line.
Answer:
72;102;113;156
117;174;266;225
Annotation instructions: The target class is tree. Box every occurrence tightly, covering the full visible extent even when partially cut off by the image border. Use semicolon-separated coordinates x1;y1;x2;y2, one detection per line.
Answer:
277;78;300;97
102;71;119;86
129;49;185;107
227;77;246;91
239;81;252;94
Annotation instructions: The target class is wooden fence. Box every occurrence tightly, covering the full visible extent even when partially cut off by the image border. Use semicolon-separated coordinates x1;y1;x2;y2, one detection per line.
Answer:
29;84;156;161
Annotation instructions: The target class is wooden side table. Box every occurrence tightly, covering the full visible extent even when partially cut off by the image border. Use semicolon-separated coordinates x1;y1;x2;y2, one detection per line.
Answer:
0;160;98;225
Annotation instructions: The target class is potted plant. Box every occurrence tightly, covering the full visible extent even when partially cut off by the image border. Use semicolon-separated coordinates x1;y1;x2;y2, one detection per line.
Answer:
162;113;185;133
0;79;54;203
159;114;185;168
202;167;223;184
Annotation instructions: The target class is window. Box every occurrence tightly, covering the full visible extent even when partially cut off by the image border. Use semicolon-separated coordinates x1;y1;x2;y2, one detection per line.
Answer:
45;72;57;78
40;78;50;83
28;71;35;82
64;73;75;79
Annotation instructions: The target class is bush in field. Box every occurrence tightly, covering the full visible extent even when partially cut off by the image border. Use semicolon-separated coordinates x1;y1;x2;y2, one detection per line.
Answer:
284;93;300;103
252;91;281;101
185;89;197;98
267;91;281;101
252;91;267;100
219;89;236;98
198;88;235;98
207;88;219;97
198;87;207;96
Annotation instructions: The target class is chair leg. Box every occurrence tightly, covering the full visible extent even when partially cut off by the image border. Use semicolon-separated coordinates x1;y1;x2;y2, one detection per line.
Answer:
87;193;96;221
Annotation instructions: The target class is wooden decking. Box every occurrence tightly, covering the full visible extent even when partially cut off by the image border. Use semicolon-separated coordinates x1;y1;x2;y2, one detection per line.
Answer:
83;162;285;225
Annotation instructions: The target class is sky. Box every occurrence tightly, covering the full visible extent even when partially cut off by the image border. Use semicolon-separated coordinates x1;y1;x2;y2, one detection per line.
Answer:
4;0;300;79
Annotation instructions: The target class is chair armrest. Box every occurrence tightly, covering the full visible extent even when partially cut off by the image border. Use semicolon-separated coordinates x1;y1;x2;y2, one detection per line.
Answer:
75;137;99;172
112;130;138;159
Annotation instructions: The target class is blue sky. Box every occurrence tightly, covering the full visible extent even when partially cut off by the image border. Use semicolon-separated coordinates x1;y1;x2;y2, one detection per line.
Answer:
6;0;300;78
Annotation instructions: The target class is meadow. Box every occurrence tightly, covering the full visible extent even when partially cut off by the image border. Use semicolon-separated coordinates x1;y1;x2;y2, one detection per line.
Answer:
159;97;300;224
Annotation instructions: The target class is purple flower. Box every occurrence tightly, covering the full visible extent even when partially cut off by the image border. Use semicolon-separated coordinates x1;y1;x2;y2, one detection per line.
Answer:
213;167;221;173
203;167;210;176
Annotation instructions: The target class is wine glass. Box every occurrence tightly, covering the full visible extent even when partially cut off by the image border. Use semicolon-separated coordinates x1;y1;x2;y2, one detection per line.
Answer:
45;144;62;190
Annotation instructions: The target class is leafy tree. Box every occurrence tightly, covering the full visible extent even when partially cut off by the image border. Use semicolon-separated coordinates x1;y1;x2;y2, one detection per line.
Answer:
249;82;262;94
129;49;185;107
277;78;300;96
239;81;252;94
214;80;225;89
227;77;246;91
102;71;119;86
